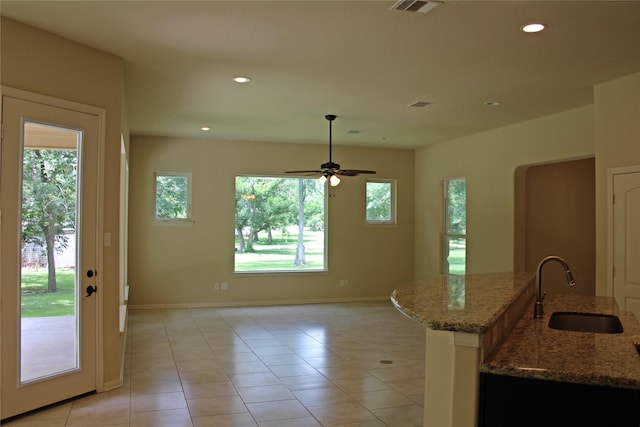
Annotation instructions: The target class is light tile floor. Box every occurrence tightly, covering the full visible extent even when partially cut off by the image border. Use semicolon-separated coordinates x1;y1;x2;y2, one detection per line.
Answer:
4;301;426;426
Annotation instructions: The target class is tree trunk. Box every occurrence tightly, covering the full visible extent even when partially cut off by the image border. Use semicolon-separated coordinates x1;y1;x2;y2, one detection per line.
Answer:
246;226;255;252
44;214;57;293
294;180;306;266
236;227;245;252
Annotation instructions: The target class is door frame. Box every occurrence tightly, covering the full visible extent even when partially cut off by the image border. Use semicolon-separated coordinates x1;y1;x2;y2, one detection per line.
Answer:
0;86;106;405
607;164;640;297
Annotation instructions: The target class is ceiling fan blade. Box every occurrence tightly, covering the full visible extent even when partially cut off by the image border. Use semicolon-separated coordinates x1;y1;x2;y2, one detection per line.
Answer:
285;170;323;175
284;115;375;180
336;169;377;176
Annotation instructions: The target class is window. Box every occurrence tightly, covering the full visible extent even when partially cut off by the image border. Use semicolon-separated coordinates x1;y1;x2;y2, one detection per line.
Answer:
443;178;466;275
235;176;326;273
154;172;191;222
365;179;396;224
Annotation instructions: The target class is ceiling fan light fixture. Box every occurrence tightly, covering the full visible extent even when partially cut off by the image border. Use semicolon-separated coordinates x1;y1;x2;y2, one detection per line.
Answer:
318;175;327;185
329;175;341;187
521;22;547;33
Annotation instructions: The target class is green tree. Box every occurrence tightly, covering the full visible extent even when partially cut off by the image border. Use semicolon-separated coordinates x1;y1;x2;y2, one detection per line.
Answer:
366;182;391;221
254;177;295;244
304;180;324;231
235;177;299;252
447;179;466;234
235;176;256;252
22;148;77;293
155;175;188;219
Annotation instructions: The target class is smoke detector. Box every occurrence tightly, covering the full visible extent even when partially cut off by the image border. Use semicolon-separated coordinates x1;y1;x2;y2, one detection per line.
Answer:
391;0;443;14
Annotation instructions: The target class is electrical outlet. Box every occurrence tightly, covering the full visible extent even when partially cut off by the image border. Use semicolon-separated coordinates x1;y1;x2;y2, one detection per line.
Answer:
339;279;349;287
221;282;229;291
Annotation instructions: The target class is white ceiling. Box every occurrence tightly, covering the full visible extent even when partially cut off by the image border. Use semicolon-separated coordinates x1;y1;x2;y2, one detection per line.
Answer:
3;1;640;149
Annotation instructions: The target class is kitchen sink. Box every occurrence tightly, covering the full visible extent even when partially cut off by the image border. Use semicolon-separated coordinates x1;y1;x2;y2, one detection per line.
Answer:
548;311;624;334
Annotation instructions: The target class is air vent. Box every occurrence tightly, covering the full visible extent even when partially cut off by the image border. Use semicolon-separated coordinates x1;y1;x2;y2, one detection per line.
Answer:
391;0;442;14
409;101;431;108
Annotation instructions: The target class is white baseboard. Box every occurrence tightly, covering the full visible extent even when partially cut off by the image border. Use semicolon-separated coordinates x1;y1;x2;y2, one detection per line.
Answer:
100;311;128;394
103;377;124;392
128;295;391;310
119;304;127;332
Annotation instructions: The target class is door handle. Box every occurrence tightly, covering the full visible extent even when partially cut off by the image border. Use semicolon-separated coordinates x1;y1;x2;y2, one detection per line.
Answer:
85;285;97;297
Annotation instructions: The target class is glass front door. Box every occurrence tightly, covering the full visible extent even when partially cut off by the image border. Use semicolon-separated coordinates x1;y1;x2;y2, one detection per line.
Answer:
1;94;101;420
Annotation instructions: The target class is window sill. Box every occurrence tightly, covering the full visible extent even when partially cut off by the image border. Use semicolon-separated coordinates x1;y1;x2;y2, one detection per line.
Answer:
364;222;397;227
234;270;328;276
152;220;194;227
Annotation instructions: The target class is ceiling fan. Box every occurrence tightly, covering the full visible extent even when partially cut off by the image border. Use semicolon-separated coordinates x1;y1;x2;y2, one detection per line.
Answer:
285;114;376;186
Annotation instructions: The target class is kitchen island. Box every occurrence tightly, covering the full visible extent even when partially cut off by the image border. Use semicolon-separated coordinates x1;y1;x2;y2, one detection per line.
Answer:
481;293;640;388
391;272;536;427
391;272;640;427
479;293;640;426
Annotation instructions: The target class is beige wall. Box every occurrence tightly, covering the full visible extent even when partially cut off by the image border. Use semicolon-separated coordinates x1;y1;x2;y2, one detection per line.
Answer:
594;72;640;294
1;18;126;388
520;158;595;295
415;72;640;295
128;136;415;306
414;106;594;280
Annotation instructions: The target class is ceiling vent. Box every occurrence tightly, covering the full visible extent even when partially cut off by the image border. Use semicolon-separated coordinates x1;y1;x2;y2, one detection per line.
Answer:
391;0;442;14
409;101;431;108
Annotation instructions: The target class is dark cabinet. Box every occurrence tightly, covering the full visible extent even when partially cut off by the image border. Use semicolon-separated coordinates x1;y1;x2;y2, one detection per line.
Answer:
479;373;640;427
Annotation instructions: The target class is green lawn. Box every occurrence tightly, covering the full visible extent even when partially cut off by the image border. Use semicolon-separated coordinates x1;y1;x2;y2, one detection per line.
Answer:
448;247;466;275
235;230;325;271
21;269;76;317
236;230;467;273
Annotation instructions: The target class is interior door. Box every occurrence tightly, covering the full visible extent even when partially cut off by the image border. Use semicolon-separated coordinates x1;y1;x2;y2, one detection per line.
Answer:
1;95;100;419
613;170;640;320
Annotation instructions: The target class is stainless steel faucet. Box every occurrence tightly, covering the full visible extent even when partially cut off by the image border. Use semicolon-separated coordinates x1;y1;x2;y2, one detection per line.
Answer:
534;256;576;319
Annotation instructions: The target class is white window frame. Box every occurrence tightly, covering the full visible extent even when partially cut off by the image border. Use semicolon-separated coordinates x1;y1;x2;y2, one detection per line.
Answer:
153;171;192;225
365;179;397;225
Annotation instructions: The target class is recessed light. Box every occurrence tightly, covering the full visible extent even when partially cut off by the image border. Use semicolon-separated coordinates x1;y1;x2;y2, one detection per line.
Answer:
200;126;211;131
233;76;251;83
484;101;502;107
521;22;547;33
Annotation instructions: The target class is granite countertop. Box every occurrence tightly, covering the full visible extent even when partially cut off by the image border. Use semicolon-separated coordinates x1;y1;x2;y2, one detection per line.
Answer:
390;272;535;334
391;272;640;390
481;293;640;390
